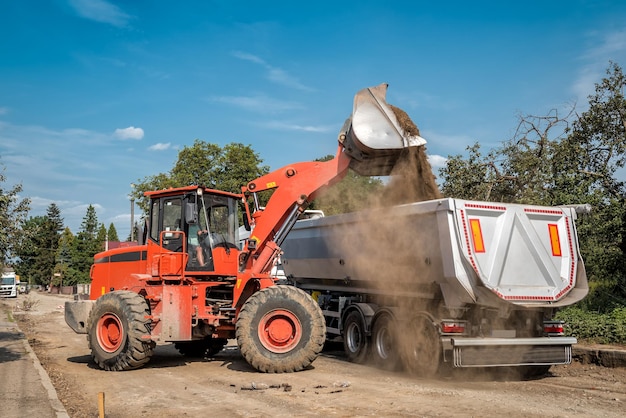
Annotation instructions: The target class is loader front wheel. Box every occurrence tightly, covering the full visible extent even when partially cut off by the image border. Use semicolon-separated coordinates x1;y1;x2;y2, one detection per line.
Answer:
87;291;154;371
236;285;326;373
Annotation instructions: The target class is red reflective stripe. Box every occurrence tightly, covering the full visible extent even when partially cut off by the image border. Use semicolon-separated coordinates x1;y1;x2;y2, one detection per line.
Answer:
469;219;485;253
548;224;562;256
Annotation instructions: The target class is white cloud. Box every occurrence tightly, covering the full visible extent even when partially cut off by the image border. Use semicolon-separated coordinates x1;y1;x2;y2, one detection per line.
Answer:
148;142;171;151
68;0;132;27
207;95;303;114
114;126;144;140
0;106;8;115
572;29;626;103
231;50;313;92
260;120;334;133
427;154;448;171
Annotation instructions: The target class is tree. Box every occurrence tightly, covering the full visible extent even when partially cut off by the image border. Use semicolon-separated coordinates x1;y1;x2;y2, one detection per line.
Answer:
97;224;107;247
14;216;46;285
132;140;269;212
68;205;101;284
0;167;30;267
13;203;63;286
309;155;384;215
39;203;64;285
560;62;626;310
54;227;78;286
107;223;119;242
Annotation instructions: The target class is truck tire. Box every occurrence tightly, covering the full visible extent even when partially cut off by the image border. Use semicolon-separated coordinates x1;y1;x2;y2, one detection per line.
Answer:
343;311;369;364
236;285;326;373
87;291;154;371
399;316;441;378
371;314;400;370
175;338;228;358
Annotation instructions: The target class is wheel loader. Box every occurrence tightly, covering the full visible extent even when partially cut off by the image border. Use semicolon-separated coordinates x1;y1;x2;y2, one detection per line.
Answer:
65;83;424;372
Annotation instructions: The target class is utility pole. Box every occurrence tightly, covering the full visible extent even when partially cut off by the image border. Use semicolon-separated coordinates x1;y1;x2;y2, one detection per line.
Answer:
130;183;135;242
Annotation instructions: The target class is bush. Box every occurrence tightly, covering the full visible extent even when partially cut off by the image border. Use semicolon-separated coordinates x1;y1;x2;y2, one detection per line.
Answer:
556;306;626;344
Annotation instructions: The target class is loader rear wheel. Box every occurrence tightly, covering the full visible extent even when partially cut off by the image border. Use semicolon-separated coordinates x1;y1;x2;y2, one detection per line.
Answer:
399;316;441;378
371;314;400;371
343;311;370;364
87;291;154;371
236;285;326;373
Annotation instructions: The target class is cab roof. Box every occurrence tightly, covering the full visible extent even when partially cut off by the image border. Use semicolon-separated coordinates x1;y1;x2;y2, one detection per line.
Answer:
143;185;243;200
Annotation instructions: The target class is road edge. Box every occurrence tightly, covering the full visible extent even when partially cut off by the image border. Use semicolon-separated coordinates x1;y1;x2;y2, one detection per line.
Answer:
15;319;70;418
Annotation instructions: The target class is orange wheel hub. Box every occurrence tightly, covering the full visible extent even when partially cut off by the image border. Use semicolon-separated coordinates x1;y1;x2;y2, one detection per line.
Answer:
97;313;124;353
258;309;302;353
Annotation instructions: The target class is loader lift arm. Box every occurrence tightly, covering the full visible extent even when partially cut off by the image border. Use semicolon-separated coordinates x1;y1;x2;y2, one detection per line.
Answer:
239;146;351;275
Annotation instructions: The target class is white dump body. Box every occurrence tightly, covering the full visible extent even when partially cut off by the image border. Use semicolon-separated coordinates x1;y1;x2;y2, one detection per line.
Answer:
280;198;588;309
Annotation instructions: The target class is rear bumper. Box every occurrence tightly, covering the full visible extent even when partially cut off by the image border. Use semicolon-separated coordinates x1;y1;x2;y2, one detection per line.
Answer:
64;300;95;334
443;337;577;368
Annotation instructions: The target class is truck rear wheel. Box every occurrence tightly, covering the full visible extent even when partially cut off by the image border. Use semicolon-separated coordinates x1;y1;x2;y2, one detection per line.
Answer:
371;314;400;370
399;316;441;378
343;311;370;364
236;285;326;373
87;291;154;371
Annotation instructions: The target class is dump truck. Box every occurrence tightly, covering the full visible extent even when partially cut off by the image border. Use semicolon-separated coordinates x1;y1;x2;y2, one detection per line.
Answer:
64;83;425;372
278;198;589;377
1;271;18;298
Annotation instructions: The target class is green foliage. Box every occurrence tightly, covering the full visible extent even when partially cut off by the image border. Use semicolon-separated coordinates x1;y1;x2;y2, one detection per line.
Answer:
107;223;119;242
14;203;63;286
309;155;384;215
132;140;270;213
53;227;74;286
14;216;47;285
556;307;626;344
68;205;102;284
0;167;30;265
439;143;499;201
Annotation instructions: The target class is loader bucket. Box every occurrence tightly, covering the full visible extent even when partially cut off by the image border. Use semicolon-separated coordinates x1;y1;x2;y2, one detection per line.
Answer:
339;83;426;176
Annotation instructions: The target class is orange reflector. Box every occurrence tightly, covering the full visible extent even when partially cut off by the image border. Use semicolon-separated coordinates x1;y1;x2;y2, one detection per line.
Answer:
548;224;562;256
469;219;485;253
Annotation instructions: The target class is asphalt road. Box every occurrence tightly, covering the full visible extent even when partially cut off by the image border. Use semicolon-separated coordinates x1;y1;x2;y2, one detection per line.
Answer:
0;300;68;418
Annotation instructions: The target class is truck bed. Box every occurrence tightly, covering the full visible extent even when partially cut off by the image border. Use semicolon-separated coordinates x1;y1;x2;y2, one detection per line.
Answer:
280;198;588;310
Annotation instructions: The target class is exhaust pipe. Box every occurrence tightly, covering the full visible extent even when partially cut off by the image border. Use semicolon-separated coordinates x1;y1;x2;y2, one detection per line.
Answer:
339;83;426;176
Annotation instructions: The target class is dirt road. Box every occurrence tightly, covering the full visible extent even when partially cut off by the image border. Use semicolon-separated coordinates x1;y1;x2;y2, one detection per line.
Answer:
4;291;625;417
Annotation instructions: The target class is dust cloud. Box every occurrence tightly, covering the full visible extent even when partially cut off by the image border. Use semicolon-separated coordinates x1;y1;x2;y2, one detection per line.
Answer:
334;103;447;372
378;105;441;206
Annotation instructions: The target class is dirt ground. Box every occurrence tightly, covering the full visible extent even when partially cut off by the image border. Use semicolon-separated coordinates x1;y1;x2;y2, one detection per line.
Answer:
4;291;626;418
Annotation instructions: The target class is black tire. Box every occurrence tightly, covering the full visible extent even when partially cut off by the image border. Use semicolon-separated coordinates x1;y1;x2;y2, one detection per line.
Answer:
399;316;441;378
371;314;400;371
87;291;154;371
175;337;228;358
343;311;369;364
236;285;326;373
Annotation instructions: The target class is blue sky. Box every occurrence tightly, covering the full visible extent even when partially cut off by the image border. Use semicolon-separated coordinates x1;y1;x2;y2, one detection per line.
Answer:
1;0;626;239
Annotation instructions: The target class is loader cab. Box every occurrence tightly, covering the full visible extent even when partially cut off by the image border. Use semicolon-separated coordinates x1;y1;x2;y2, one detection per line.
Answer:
145;186;241;275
